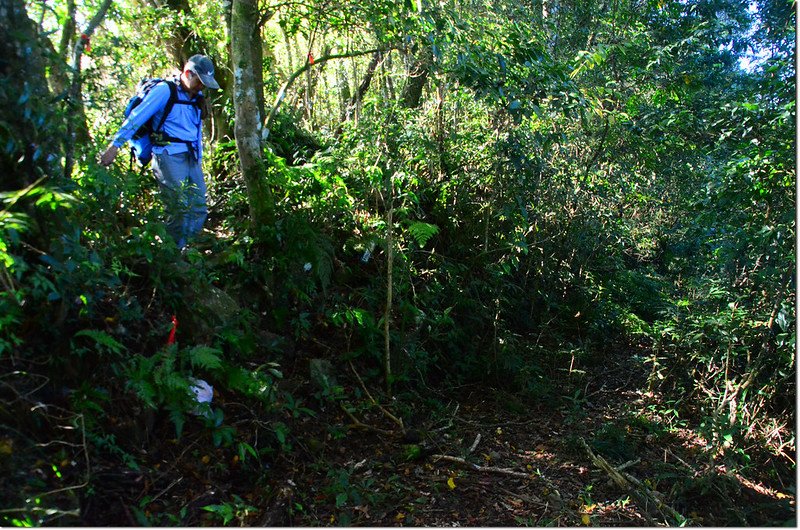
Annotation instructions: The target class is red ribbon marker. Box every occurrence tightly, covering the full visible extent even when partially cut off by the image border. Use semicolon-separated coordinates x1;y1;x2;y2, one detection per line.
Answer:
308;53;314;65
167;315;178;345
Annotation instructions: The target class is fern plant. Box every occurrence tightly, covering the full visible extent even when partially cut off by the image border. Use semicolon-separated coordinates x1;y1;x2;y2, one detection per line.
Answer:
126;346;197;438
407;221;440;248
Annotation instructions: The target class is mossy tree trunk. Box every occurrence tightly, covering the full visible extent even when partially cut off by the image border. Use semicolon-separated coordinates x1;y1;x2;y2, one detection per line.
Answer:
231;0;274;233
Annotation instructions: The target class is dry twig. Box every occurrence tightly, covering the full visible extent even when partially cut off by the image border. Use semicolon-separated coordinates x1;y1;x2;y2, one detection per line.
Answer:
468;433;482;454
431;454;533;479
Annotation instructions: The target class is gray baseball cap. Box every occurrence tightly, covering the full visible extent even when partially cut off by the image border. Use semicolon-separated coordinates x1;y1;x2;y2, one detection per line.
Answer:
186;54;220;89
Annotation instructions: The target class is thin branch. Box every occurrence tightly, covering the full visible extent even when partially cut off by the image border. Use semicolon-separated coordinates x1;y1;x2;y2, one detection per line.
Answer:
428;402;459;433
453;415;537;429
0;371;50;404
348;360;404;430
665;448;699;476
0;177;48;214
0;507;80;517
264;46;397;132
494;485;546;506
149;477;183;504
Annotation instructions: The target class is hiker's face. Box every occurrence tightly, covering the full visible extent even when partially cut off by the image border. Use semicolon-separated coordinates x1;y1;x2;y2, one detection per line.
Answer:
183;70;203;95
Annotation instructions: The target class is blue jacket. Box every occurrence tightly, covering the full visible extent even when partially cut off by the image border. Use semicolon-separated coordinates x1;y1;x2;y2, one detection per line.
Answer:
112;78;204;160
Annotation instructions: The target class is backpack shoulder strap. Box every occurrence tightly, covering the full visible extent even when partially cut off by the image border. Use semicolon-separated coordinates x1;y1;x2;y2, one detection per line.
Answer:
170;89;204;111
152;80;179;134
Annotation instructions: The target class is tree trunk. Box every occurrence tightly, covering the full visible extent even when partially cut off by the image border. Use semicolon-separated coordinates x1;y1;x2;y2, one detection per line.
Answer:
340;50;381;123
399;47;432;109
50;0;75;96
337;62;351;124
0;0;57;190
383;171;394;395
63;0;112;179
249;15;267;122
162;0;198;64
231;0;274;232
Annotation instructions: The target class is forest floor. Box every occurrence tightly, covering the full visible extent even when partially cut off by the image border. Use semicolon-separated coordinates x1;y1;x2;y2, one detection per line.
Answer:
72;342;796;527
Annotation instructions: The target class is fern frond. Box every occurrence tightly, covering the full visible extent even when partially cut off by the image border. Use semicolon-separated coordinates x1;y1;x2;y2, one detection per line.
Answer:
73;329;126;355
407;221;440;248
188;345;223;370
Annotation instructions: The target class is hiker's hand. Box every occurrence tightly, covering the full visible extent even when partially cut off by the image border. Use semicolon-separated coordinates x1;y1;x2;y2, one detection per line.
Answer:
100;145;119;167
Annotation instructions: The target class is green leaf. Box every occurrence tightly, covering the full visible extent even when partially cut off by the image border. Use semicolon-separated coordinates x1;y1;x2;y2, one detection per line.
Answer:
336;492;348;508
168;407;186;439
202;504;234;525
274;421;288;445
188;346;223;370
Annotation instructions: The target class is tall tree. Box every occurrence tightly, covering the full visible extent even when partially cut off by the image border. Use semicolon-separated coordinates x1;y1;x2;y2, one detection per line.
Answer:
231;0;274;232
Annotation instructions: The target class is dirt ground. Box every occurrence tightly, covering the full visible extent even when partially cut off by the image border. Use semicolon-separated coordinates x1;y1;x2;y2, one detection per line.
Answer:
69;345;795;527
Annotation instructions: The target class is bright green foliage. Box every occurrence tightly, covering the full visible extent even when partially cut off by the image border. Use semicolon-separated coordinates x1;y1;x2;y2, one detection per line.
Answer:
202;495;257;526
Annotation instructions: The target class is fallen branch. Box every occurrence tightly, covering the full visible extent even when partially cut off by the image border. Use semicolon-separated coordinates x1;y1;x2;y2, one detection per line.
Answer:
429;402;459;433
0;506;80;518
453;416;538;428
340;403;395;436
349;361;404;431
665;448;700;476
431;454;532;480
149;477;183;504
580;438;689;526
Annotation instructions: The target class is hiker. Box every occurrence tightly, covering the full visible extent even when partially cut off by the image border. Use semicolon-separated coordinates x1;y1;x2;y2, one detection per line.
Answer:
100;55;220;250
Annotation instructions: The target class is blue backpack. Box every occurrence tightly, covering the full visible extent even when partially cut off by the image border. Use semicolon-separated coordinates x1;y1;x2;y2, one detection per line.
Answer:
124;78;204;166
